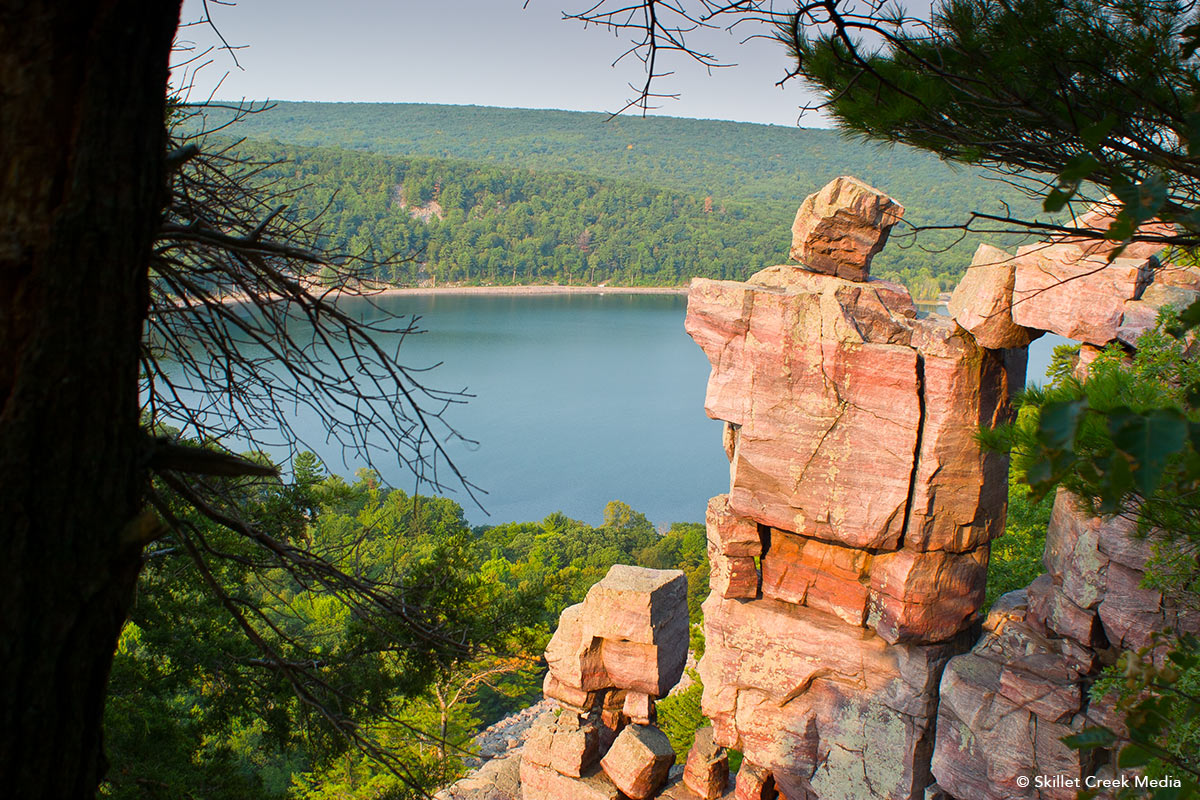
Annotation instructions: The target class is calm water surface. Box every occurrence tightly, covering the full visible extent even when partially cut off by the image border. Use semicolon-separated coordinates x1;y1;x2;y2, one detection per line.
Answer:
287;293;724;527
178;293;1065;528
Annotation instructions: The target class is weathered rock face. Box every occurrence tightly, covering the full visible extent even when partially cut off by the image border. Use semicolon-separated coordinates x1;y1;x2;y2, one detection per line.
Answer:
789;176;905;281
948;243;1041;350
931;592;1100;800
700;593;967;799
930;489;1200;798
687;272;1012;556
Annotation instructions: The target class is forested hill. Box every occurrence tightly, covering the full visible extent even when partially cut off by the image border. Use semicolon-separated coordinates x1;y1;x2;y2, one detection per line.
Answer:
209;101;1039;292
212;100;1019;211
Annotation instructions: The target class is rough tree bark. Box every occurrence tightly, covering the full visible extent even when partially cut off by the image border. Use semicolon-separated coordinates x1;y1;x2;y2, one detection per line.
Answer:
0;2;181;797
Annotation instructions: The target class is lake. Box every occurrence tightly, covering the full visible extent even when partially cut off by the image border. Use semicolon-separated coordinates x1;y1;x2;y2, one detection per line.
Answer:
176;292;1066;528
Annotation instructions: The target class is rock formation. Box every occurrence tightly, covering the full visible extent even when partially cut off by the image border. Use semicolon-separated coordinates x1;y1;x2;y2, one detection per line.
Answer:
452;179;1197;800
929;490;1200;800
520;565;736;800
685;177;1018;799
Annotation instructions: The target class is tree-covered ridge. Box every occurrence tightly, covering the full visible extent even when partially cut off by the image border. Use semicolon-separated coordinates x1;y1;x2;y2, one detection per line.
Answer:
209;101;1014;208
231;136;1018;294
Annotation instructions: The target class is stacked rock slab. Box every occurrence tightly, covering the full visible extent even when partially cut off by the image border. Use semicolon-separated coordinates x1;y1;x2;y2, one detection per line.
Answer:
686;177;1018;798
522;564;735;800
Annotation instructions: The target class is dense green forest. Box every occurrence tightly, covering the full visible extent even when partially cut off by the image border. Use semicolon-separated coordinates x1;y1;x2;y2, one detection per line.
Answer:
102;457;710;800
205;103;1041;295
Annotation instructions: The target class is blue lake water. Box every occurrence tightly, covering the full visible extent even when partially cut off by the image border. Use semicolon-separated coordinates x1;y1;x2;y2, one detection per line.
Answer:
170;292;1065;528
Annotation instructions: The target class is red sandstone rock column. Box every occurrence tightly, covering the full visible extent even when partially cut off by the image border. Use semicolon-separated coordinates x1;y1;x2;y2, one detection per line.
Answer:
686;177;1017;799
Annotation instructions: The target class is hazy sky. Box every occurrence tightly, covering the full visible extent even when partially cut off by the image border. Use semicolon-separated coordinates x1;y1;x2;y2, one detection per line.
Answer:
174;0;829;127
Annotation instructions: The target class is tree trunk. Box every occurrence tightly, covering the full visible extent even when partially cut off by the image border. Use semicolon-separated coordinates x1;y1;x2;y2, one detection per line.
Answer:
0;3;180;797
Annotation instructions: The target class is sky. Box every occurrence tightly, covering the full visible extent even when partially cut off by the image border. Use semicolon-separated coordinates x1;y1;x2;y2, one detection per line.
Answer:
173;0;830;127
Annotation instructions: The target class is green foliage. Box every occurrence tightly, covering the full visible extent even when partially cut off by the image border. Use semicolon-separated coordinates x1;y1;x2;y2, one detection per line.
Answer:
105;447;710;798
986;456;1054;610
1069;635;1200;798
191;103;1038;294
657;671;705;761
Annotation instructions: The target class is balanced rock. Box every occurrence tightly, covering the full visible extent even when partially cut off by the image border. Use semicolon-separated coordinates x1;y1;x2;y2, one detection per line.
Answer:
789;176;905;281
682;727;729;800
948;243;1041;349
600;725;675;799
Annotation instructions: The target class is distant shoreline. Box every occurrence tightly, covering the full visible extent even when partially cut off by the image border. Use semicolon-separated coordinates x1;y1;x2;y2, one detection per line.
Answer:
357;284;689;298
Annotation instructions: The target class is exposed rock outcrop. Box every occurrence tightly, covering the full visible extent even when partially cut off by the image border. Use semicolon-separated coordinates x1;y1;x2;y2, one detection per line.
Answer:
475;181;1195;800
684;177;1015;799
931;489;1200;799
948;243;1040;350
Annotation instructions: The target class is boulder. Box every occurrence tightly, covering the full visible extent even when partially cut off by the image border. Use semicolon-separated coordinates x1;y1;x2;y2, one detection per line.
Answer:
683;727;729;800
519;761;624;800
1058;202;1175;261
706;495;762;557
1026;574;1106;648
584;565;688;645
1010;243;1152;344
600;725;676;799
732;761;777;800
545;565;690;703
600;617;690;697
789;176;905;281
948;243;1040;349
